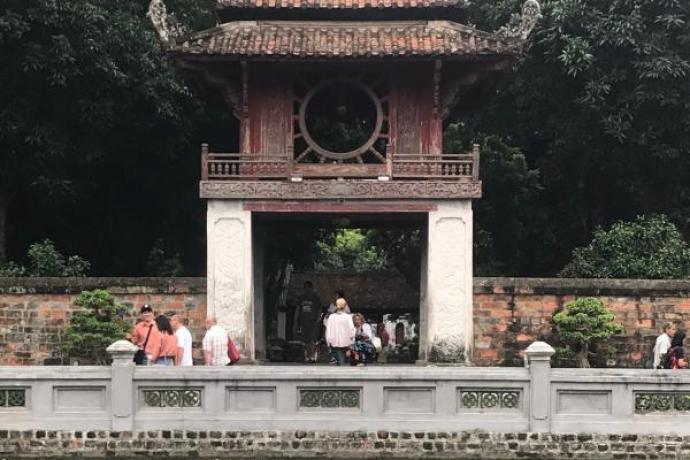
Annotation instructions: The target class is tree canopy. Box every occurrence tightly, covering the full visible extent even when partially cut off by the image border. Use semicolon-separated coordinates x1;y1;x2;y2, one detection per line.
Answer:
466;0;690;275
0;0;220;275
561;215;690;279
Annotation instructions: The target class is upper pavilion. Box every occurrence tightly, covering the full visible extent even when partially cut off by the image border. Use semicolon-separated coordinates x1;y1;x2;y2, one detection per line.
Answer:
148;0;540;203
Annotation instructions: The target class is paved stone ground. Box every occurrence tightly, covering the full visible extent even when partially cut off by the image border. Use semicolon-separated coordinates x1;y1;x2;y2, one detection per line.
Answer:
1;430;689;459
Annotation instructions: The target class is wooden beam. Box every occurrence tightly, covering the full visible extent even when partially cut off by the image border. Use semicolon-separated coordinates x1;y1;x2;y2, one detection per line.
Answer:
243;201;438;213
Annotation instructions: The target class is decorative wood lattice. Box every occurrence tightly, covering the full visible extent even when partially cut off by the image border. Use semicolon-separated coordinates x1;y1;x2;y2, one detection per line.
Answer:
459;390;520;410
299;389;360;409
0;389;26;407
635;393;690;413
143;389;202;408
293;74;389;165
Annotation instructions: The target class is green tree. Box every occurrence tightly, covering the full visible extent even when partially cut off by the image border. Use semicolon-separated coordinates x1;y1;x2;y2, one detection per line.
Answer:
561;215;690;278
314;229;387;271
552;297;624;368
0;239;90;277
445;129;546;275
0;0;216;275
466;0;690;274
62;290;130;364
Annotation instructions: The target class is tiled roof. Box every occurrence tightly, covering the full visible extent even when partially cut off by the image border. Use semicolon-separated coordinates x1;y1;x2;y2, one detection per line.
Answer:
217;0;468;9
172;21;512;59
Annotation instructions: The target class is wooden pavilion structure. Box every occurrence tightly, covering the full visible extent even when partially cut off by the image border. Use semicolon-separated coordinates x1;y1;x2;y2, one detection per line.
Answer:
150;0;540;363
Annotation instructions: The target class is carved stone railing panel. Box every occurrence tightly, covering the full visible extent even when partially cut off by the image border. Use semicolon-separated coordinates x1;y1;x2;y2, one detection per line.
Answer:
458;389;521;411
142;389;202;408
0;389;26;407
635;392;690;413
299;389;361;409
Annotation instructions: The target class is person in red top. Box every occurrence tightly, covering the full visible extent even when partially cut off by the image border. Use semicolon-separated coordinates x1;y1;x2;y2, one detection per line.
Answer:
154;315;179;366
130;305;161;365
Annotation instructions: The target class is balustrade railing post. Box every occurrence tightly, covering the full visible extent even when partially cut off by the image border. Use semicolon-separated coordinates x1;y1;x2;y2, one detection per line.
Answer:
287;146;294;179
385;144;393;178
525;341;555;433
107;340;138;431
472;143;480;181
201;143;209;180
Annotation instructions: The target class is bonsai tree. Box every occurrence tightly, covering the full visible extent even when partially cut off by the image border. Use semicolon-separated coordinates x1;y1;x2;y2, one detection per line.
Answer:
552;298;624;368
62;290;130;364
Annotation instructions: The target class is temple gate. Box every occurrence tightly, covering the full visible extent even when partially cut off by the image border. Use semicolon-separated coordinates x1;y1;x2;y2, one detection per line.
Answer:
151;0;540;364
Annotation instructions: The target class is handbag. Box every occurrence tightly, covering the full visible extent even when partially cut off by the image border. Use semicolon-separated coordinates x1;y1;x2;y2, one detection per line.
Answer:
227;338;241;364
133;324;153;365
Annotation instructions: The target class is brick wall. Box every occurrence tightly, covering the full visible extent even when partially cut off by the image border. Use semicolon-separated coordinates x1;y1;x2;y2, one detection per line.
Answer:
0;278;207;365
1;276;690;367
473;278;690;367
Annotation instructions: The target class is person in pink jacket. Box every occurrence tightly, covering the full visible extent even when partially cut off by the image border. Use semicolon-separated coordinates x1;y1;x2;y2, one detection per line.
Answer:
326;298;355;366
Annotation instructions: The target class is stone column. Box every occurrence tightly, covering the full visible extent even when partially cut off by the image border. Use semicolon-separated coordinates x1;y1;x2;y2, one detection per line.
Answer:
423;200;473;364
207;200;254;359
107;340;138;431
525;341;555;432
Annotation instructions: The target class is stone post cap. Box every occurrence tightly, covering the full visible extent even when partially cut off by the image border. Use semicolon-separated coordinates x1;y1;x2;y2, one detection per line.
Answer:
525;341;555;360
106;340;138;358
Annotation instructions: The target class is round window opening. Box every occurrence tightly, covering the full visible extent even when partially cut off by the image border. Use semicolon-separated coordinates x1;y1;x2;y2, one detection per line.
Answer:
302;80;381;158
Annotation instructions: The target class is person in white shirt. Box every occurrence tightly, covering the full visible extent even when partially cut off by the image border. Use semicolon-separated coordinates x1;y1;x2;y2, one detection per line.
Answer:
170;315;193;366
202;316;230;366
653;322;676;369
326;298;355;366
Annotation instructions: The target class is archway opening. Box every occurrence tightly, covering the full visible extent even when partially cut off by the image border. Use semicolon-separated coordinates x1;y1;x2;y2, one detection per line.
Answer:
253;213;425;365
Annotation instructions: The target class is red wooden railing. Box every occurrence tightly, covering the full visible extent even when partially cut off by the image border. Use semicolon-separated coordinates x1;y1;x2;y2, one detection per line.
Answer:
201;144;480;181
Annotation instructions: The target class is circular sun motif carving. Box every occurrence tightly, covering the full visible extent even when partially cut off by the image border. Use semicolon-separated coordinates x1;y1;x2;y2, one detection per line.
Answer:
293;75;389;164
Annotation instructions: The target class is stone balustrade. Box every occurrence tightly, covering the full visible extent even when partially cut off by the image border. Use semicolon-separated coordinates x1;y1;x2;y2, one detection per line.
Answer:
1;341;690;436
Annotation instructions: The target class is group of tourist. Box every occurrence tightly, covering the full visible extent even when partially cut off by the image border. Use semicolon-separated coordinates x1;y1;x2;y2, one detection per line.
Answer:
653;322;688;369
128;305;236;366
294;282;380;366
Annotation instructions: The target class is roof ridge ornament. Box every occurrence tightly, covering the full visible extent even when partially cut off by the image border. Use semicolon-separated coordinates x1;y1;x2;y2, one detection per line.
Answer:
496;0;541;44
148;0;186;46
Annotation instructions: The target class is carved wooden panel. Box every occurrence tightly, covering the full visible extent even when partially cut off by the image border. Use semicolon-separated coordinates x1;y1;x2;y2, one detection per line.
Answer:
200;180;482;200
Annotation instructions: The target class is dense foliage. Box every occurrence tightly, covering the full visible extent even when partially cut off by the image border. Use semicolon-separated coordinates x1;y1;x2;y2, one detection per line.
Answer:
314;229;387;272
552;297;624;368
0;0;219;275
465;0;690;275
62;290;130;364
0;239;89;277
561;215;690;278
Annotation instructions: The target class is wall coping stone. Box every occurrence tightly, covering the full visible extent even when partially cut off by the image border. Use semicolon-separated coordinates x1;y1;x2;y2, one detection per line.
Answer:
1;276;690;297
473;277;690;297
0;277;206;295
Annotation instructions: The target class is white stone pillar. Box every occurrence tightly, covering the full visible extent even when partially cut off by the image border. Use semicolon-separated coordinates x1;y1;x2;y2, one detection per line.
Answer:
207;200;254;360
424;200;473;364
107;340;138;431
525;341;555;432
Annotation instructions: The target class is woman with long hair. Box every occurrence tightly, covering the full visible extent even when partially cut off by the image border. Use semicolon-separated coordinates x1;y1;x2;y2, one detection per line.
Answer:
154;315;180;366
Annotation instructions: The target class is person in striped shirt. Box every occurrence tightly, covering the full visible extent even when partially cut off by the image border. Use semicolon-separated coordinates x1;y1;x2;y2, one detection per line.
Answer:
202;316;230;366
